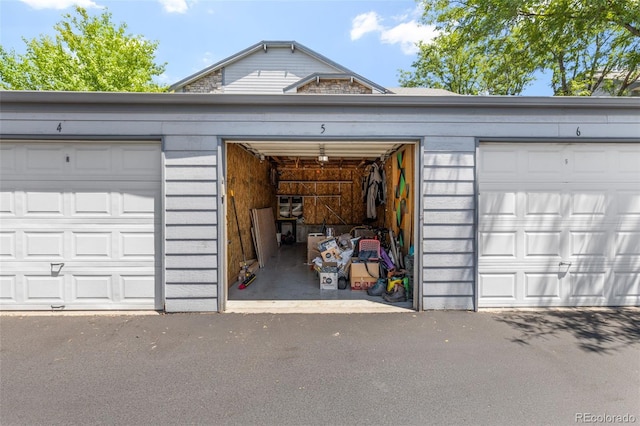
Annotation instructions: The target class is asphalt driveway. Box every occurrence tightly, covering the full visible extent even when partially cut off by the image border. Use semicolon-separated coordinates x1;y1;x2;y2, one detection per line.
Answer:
1;309;638;426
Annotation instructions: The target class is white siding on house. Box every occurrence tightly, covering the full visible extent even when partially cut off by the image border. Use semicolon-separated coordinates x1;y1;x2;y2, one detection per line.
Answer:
224;46;340;94
164;137;219;312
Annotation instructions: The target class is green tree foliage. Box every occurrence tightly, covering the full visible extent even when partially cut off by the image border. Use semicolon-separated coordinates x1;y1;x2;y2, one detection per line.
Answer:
0;6;167;92
401;0;640;96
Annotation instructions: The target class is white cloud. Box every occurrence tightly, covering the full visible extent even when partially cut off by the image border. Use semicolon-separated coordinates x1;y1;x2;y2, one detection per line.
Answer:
20;0;101;9
350;11;384;41
380;21;438;55
159;0;189;13
350;8;437;55
201;51;213;65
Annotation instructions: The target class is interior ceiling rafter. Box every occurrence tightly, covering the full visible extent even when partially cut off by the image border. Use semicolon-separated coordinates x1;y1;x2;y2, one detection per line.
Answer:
235;140;406;168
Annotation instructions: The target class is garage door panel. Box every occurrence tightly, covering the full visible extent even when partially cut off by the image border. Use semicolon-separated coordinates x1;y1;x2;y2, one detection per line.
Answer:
72;232;112;258
121;275;156;299
617;232;640;255
571;150;609;175
570;273;605;298
525;192;562;216
480;232;517;257
0;191;15;214
0;145;16;171
526;150;563;177
617;192;640;215
25;275;65;301
0;276;16;300
0;232;16;258
617;149;640;175
73;192;112;215
121;146;161;175
25;192;64;215
525;232;561;257
72;275;112;300
72;146;112;173
570;192;607;216
24;232;64;258
614;272;640;297
479;143;640;308
479;273;517;299
121;191;156;215
121;232;155;258
525;273;561;298
0;141;160;310
479;150;518;177
26;146;65;172
569;232;608;257
479;192;517;217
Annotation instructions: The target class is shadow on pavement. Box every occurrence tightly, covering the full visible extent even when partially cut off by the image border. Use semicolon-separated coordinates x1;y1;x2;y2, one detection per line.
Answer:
495;308;640;354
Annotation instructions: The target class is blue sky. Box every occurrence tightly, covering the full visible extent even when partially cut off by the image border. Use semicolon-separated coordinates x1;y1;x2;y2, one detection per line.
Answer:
0;0;553;95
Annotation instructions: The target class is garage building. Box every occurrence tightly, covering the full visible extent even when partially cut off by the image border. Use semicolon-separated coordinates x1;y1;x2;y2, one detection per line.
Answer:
1;41;638;313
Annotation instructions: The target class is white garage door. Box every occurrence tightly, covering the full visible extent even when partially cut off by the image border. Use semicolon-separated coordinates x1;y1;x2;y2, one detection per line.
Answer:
478;143;640;308
0;141;161;310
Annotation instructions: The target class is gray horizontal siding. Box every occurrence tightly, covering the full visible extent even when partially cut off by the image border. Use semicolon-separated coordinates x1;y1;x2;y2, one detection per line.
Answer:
422;143;476;311
165;298;217;312
164;137;219;313
165;283;218;298
424;268;474;282
165;225;218;240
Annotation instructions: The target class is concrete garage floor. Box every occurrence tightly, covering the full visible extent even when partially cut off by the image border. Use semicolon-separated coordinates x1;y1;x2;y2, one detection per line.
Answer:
226;242;415;313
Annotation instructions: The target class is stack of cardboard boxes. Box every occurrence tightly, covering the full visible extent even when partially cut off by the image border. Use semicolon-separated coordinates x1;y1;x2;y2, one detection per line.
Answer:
308;233;379;291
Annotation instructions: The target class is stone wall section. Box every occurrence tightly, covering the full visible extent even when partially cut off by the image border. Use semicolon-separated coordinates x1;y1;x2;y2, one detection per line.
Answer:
297;79;372;94
179;69;223;93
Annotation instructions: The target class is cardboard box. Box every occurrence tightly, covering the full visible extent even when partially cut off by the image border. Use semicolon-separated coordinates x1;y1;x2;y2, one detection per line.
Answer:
337;233;354;250
319;262;338;290
307;233;325;264
350;261;379;291
317;237;339;252
320;247;342;262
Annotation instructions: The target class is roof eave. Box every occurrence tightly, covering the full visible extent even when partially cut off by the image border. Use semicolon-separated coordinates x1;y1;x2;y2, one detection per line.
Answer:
2;91;639;111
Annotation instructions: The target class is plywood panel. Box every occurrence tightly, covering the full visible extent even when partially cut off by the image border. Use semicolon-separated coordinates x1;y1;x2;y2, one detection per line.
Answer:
251;207;278;268
226;144;276;286
276;166;363;225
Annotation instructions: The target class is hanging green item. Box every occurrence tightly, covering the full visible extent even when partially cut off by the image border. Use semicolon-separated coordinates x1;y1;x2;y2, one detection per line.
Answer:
395;151;406;199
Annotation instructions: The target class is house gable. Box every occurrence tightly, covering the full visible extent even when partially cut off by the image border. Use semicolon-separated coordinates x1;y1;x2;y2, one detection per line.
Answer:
170;41;388;94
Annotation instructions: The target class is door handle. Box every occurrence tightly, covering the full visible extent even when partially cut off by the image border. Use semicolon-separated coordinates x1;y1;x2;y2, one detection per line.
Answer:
51;262;65;275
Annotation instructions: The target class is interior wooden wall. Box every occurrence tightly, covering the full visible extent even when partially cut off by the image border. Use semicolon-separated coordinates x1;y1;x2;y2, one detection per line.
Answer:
226;144;277;287
384;146;414;257
277;167;368;225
